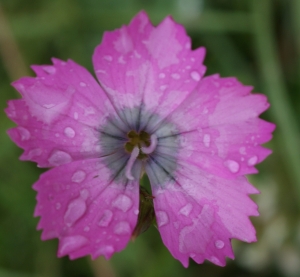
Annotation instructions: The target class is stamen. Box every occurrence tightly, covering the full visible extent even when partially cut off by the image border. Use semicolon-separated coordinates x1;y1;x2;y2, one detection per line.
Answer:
141;134;158;154
125;146;140;180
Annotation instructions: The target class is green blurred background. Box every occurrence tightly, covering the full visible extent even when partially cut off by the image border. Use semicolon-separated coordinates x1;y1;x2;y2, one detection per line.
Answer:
1;0;300;276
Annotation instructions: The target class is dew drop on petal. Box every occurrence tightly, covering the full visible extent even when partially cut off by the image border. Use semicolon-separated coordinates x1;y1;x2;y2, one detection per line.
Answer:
71;170;86;183
190;71;201;81
215;240;225;249
84;226;90;232
203;134;210;148
18;127;30;141
179;203;193;216
112;194;132;212
159;73;165;79
43;66;56;74
171;73;180;79
224;159;240;173
156;211;169;227
239;147;246;155
96;245;115;258
80;82;87;87
247;155;258;166
64;127;75;138
28;148;42;158
210;256;221;265
59;235;88;256
55;202;61;210
98;210;113;227
80;189;89;200
113;221;131;235
74;112;79;120
134;209;139;215
103;55;113;61
48;150;72;166
64;197;87;227
160;85;168;91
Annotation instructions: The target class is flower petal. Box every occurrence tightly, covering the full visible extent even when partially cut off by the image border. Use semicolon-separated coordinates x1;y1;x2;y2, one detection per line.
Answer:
151;162;258;267
5;59;122;167
93;11;206;128
33;158;139;260
168;74;275;178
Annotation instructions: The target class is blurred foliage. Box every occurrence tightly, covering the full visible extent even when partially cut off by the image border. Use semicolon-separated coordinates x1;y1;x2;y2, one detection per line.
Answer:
1;0;300;276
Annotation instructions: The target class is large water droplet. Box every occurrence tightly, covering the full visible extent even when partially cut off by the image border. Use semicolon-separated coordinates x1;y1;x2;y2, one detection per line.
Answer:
247;156;258;166
190;71;201;81
96;245;115;258
239;147;246;155
113;221;131;235
48;150;72;166
64;197;87;227
203;134;210;148
71;170;86;183
215;240;225;249
98;210;113;227
156;211;169;227
74;112;79;120
43;66;56;75
64;127;75;138
159;73;165;79
17;127;30;141
59;235;88;256
224;160;240;173
55;202;61;210
112;194;132;212
179;203;193;216
80;189;89;200
80;82;87;87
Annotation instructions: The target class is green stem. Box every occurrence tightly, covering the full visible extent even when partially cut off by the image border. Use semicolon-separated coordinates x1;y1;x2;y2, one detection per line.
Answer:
251;0;300;197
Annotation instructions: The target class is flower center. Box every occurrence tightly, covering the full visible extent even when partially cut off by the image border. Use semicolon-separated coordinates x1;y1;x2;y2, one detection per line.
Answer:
124;130;158;180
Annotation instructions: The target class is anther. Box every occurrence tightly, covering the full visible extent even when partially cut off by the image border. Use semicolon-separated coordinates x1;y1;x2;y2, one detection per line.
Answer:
141;134;158;154
125;146;140;180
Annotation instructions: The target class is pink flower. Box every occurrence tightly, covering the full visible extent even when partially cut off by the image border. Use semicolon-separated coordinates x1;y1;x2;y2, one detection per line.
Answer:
5;11;275;267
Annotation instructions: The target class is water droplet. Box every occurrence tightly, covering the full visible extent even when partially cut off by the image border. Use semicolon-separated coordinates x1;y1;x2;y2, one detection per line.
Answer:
48;150;72;166
28;148;42;158
114;221;131;235
134;209;139;215
171;73;180;80
202;108;208;114
179;203;193;216
64;127;75;138
80;189;89;200
112;194;132;212
190;71;200;81
185;41;191;49
224;160;240;173
159;73;165;79
160;85;168;91
190;253;196;258
59;235;88;256
71;170;86;183
215;240;225;249
210;256;221;265
43;66;56;74
74;112;79;120
55;202;61;210
43;104;55;109
247;155;258;166
103;55;113;61
80;82;87;87
203;134;210;148
156;211;169;227
64;197;87;227
98;210;113;227
239;147;246;155
84;226;90;232
17;127;30;141
96;245;115;258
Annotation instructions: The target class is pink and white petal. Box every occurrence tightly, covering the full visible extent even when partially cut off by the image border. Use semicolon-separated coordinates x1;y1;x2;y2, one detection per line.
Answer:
5;59;123;167
93;11;206;127
151;163;258;267
168;74;275;179
33;158;139;260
